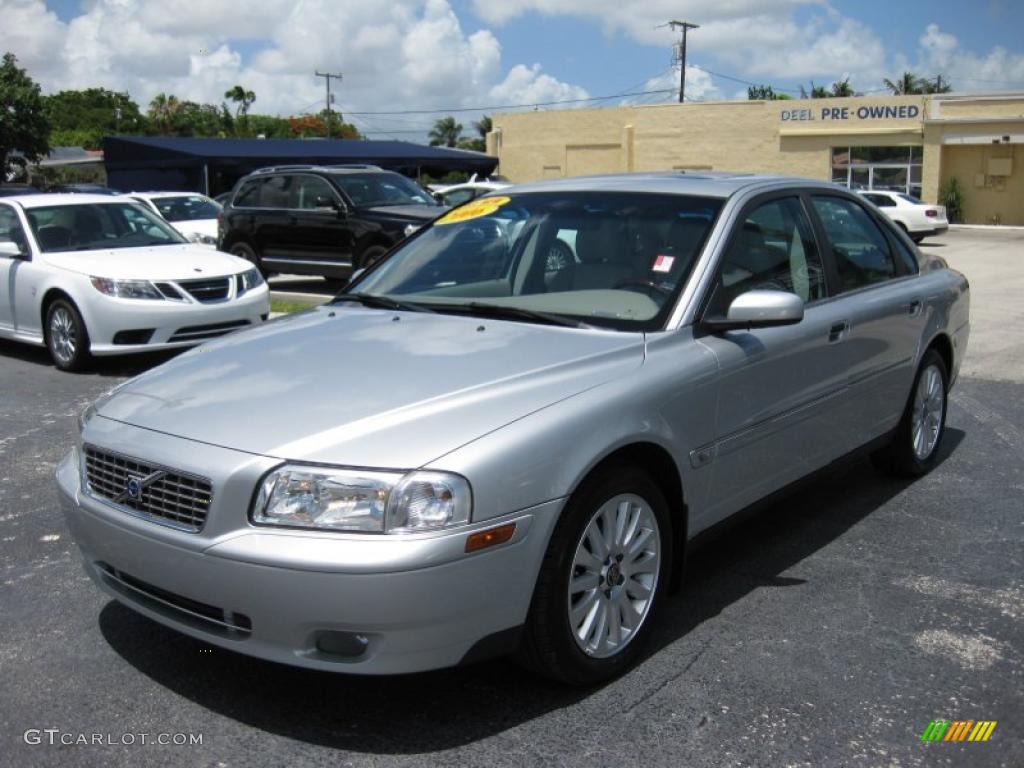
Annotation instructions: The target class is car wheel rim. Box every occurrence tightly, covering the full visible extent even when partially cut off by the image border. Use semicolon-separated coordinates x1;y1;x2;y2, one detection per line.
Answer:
912;364;944;460
567;493;661;659
49;307;76;364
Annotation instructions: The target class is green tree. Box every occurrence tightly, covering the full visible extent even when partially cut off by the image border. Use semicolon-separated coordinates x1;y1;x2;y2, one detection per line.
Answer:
317;109;360;139
148;93;183;134
923;75;953;94
0;53;50;180
225;85;256;133
472;115;492;138
747;84;791;100
428;116;462;147
44;88;144;146
883;72;923;95
830;78;856;97
173;102;224;137
247;114;291;139
799;82;830;99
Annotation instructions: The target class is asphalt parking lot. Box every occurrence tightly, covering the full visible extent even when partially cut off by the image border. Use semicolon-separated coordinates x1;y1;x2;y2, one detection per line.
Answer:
1;227;1021;768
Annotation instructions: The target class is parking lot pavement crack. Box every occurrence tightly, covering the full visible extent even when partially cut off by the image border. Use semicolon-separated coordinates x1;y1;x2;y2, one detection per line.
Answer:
620;638;713;718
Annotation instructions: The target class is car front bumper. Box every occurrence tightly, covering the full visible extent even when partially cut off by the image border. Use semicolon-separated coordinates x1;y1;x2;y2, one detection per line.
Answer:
55;442;558;675
83;286;269;356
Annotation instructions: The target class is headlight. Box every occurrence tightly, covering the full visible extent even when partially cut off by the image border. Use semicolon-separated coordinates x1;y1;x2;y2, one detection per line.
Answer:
90;277;162;300
252;465;472;533
236;267;264;295
187;232;218;246
403;223;421;237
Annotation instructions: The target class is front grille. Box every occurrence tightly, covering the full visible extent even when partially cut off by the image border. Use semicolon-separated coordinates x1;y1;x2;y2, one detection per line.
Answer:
83;445;212;532
168;319;250;343
96;563;252;638
179;277;230;302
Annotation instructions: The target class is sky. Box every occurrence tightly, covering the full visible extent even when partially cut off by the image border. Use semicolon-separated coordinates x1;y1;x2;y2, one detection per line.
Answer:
3;0;1024;141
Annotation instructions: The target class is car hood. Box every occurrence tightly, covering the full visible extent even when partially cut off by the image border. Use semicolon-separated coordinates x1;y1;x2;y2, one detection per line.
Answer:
361;204;446;222
96;307;644;468
44;244;248;280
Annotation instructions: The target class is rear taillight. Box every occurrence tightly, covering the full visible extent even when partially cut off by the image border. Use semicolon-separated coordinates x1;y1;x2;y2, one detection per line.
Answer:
925;209;937;218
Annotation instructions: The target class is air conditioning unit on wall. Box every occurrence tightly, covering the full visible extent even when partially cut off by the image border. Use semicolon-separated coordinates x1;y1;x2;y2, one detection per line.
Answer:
986;157;1013;176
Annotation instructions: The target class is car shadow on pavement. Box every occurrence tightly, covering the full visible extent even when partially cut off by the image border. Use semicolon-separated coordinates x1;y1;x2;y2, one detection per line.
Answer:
0;338;182;378
98;430;964;754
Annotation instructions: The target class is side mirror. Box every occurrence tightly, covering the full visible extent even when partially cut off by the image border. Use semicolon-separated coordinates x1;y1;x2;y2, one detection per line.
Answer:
343;267;366;291
315;196;343;214
0;241;27;260
704;289;804;331
433;192;444;203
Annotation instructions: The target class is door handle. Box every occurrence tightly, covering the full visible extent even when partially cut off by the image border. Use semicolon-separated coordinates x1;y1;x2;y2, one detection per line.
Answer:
828;320;850;343
906;299;922;316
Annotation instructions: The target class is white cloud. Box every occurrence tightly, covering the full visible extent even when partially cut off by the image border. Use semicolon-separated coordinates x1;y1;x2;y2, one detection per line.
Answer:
910;23;1024;90
0;0;588;132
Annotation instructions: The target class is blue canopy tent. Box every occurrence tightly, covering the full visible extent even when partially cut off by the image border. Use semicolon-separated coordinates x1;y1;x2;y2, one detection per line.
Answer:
102;136;498;195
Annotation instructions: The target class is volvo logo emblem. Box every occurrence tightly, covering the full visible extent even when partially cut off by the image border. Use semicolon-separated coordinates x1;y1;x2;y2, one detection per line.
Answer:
125;476;143;500
114;469;167;504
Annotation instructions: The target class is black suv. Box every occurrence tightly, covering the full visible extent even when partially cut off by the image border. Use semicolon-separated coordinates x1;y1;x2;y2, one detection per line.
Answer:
218;164;445;278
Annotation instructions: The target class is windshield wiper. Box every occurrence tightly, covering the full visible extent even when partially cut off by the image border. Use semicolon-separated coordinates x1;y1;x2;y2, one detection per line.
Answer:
454;302;592;329
331;292;435;313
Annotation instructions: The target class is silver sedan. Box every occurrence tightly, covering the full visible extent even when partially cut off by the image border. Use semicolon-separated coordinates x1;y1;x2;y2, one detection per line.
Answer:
57;173;970;684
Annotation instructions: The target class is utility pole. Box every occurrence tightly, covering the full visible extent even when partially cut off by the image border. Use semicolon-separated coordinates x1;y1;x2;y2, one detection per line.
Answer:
315;71;343;138
668;21;699;103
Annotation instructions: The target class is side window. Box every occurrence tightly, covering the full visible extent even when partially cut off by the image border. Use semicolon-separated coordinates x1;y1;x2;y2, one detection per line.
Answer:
866;194;895;207
0;206;28;253
889;229;920;274
811;196;898;292
234;179;262;208
442;188;478;207
707;196;827;316
260;175;296;209
294;175;338;210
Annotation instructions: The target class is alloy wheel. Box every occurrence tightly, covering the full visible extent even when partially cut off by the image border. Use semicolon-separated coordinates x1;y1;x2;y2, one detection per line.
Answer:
567;493;661;659
912;363;945;460
49;306;77;366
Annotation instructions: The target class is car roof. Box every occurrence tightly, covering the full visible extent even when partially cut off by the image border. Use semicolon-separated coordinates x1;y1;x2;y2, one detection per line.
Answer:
6;193;141;208
501;171;827;199
131;191;210;199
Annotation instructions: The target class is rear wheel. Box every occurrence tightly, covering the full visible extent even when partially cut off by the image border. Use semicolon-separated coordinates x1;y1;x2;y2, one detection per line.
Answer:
871;349;948;476
229;241;267;277
359;245;389;270
45;299;91;372
518;465;672;685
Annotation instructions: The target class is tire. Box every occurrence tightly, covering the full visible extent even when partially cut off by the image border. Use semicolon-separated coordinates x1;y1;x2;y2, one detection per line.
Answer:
545;239;573;274
871;349;948;476
359;245;389;270
518;465;673;685
911;235;925;244
45;298;91;372
229;241;267;277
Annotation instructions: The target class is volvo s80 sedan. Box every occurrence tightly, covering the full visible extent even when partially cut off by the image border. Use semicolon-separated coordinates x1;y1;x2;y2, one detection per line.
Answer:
58;173;969;684
0;194;268;371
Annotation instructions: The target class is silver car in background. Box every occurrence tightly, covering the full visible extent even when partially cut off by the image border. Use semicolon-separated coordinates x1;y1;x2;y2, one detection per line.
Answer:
57;173;969;684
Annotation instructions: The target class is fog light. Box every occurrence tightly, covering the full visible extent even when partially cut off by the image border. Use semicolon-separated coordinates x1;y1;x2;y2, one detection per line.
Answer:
314;631;370;658
465;522;516;553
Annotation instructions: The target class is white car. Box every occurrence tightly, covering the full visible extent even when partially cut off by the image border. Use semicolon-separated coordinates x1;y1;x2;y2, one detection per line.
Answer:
130;192;222;247
858;190;949;242
0;194;269;371
434;180;511;207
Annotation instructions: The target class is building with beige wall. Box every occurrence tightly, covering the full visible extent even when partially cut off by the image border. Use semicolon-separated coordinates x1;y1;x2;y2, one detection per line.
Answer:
489;92;1024;225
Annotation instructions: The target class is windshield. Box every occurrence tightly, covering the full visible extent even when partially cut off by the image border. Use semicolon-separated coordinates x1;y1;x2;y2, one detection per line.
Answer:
150;195;221;221
349;191;723;332
333;173;437;207
24;202;188;252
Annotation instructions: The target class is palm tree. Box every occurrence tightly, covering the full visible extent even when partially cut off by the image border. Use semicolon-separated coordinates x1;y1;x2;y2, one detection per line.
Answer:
830;78;855;97
148;93;182;134
799;82;829;99
224;85;256;131
883;72;922;95
472;115;492;138
428;116;462;147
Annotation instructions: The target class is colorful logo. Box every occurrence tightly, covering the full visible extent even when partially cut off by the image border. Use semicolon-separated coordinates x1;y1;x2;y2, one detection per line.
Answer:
921;720;997;742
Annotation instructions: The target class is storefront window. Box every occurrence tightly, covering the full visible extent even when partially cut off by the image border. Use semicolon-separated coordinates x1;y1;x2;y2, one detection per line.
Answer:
831;145;923;198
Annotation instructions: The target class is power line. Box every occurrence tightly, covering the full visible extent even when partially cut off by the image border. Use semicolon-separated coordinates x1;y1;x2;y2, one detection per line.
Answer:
344;88;677;116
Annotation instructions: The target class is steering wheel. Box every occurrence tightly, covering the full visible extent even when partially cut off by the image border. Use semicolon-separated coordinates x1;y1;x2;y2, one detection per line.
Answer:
613;277;673;299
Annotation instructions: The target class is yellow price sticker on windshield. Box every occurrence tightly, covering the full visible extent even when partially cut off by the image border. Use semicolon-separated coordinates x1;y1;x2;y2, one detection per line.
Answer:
435;196;511;225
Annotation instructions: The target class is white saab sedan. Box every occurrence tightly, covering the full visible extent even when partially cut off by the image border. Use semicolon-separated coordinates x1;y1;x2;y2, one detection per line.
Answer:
858;190;949;243
0;194;269;371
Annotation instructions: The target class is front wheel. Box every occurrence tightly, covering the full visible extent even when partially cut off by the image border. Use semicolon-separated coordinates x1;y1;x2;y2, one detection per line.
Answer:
45;299;91;372
359;245;389;270
871;349;948;476
518;465;672;685
229;241;267;278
